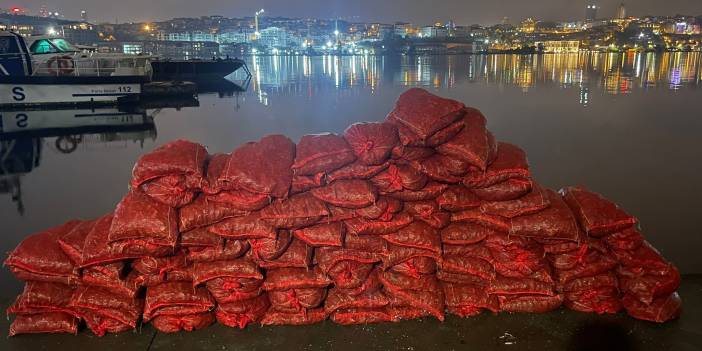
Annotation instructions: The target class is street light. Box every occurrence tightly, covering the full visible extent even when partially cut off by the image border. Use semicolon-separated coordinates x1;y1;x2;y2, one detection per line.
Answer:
334;30;340;36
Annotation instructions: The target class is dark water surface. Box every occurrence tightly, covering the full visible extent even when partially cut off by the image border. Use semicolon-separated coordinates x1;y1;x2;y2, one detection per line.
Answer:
1;52;701;294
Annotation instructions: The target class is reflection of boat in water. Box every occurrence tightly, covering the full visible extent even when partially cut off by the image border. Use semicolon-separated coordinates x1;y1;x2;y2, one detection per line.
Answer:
0;106;158;215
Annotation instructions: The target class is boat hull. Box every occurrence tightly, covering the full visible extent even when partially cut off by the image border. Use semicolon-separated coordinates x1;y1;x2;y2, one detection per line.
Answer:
0;82;142;108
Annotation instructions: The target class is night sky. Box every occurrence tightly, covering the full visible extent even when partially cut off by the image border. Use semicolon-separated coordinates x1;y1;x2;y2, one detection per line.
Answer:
12;0;702;24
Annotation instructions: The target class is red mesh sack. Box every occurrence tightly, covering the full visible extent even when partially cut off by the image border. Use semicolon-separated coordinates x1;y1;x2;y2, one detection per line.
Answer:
250;230;293;261
178;195;248;232
205;277;262;304
69;286;143;328
57;219;97;264
509;189;580;241
202;153;230;194
343;122;399;166
254;239;313;269
260;308;327;326
151;312;215;333
344;211;413;236
391;145;435;161
9;312;78;336
143;281;215;321
325;287;389;314
561;186;637;237
345;233;387;252
208;213;277;240
603;228;644;251
215;294;270;328
498;294;564;313
7;281;77;316
131;140;206;190
327;161;389;183
487;275;555;296
440;222;495;245
82;313;133;336
617;264;680;305
410;154;467;183
371;164;427;193
450;208;510;232
326;261;375;289
269;288;327;313
379;270;441;293
561;272;619;292
440;254;496;281
382;275;445;320
133;252;187;276
622;292;681;323
293;133;356;175
291;173;325;194
564;287;622;314
293;222;345;247
381;221;441;254
435;108;497;171
180;227;223;248
139;175;198;209
310;179;378;209
385;88;465;143
437;185;481;212
426;118;465;146
352;196;402;221
385;306;433;321
382;244;441;271
260;193;329;229
316;248;383;276
191;257;262;286
205;188;270;211
330;307;393;325
108;190;178;247
131;140;207;207
82;262;138;298
554;251;618;285
437;270;490;286
610;241;671;270
81;214;174;268
443;242;494;263
464;142;530;188
472;178;532;202
389;256;437;278
479;183;550;219
220;134;295;198
263;266;332;291
443;282;499;317
5;220;81;285
387;181;448;201
186;240;249;262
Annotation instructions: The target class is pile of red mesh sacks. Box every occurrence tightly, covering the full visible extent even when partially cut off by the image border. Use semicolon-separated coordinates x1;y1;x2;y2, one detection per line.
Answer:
4;88;682;336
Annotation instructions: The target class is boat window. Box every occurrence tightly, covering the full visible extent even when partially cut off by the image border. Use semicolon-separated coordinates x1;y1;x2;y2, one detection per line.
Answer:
50;39;79;52
29;39;58;54
0;36;20;54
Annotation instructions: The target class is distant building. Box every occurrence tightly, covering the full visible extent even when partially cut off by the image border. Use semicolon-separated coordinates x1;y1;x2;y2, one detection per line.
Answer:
80;10;87;22
617;3;626;20
537;40;580;53
102;40;220;59
586;4;598;21
61;22;100;45
420;25;448;39
257;27;290;48
394;22;412;38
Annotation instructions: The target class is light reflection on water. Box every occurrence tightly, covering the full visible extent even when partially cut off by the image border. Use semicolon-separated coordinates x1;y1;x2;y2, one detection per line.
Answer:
1;53;701;293
245;52;701;104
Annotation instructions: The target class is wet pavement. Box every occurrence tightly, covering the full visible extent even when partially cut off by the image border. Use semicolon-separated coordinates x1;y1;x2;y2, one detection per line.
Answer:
3;274;700;351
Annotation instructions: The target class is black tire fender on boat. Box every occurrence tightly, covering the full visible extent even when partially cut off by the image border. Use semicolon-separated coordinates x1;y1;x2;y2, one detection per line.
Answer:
47;55;75;76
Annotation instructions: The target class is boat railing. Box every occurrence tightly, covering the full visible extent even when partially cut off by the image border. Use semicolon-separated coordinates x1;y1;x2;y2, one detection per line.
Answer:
31;55;153;78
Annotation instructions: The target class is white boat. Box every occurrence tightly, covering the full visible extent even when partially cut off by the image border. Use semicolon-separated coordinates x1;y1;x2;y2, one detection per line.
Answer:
0;31;153;107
